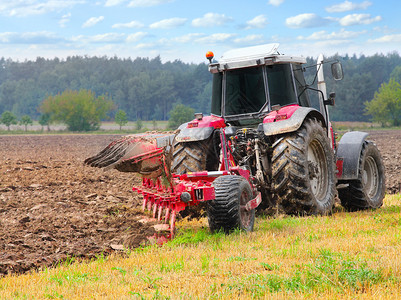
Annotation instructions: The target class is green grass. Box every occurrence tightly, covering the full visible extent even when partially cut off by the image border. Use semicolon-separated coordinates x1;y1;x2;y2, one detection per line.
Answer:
1;194;401;299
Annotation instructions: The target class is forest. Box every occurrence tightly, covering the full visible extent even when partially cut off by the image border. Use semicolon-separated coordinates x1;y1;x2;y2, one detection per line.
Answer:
0;51;400;123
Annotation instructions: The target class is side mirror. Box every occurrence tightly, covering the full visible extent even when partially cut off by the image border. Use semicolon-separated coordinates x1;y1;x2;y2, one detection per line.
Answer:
331;62;343;81
324;92;336;106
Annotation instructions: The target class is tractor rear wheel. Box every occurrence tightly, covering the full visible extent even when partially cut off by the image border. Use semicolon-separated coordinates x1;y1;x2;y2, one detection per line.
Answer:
271;118;336;215
207;175;255;233
338;141;385;210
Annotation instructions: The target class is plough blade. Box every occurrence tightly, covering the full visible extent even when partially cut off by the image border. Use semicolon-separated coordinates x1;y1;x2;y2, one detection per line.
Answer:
84;132;175;178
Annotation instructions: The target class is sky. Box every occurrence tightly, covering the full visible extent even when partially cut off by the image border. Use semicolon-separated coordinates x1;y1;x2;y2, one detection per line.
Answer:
0;0;400;63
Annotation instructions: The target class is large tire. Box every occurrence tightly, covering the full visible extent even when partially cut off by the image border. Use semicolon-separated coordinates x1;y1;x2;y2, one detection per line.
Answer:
207;175;255;233
271;118;336;215
338;141;385;211
172;138;218;174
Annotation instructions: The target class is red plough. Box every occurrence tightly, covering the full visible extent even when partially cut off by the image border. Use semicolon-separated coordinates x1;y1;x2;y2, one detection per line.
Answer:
85;130;262;238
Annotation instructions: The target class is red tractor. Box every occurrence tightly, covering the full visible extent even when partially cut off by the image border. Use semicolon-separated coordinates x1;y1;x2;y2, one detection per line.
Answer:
86;43;385;235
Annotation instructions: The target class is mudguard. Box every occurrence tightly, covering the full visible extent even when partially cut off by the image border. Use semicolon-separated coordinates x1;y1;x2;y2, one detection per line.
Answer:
336;131;368;180
261;106;326;136
175;115;226;143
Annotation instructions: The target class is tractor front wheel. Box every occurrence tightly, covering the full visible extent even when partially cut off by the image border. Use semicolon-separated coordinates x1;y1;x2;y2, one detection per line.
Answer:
338;141;385;210
207;175;255;233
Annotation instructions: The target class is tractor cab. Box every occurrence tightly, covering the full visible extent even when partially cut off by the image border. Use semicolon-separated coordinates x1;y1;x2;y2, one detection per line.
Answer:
208;43;310;125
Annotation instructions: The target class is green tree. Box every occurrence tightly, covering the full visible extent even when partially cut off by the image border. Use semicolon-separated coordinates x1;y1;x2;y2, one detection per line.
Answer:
365;79;401;126
136;118;143;131
115;109;128;131
0;111;18;131
40;89;114;131
19;115;33;132
168;103;194;129
390;65;401;83
38;113;51;131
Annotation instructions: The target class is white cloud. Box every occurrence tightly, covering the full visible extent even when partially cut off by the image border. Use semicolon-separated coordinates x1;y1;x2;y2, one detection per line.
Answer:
135;43;155;49
170;33;205;43
128;0;173;7
72;33;125;43
192;13;233;27
297;29;366;40
339;14;381;26
149;17;187;29
90;33;125;43
234;34;265;44
82;16;105;28
0;31;63;44
286;13;332;28
245;15;268;29
268;0;284;6
112;20;144;29
326;1;372;13
105;0;127;6
195;33;236;44
369;34;401;43
0;0;85;17
126;32;148;43
59;13;71;28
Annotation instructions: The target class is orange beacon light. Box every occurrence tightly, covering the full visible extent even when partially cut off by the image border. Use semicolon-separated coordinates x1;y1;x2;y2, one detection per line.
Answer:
206;51;214;63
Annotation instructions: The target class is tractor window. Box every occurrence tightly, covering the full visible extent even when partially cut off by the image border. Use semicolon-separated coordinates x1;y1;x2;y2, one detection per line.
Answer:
211;73;223;116
266;64;297;107
224;66;266;116
293;64;311;107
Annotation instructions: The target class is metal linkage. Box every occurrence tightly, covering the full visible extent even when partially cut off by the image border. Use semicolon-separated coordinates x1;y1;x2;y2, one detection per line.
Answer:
133;173;216;236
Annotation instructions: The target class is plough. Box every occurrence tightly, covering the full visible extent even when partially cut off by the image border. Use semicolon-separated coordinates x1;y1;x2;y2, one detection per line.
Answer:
85;130;262;237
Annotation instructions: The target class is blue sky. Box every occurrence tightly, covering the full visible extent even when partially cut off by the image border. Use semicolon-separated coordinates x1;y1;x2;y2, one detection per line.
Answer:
0;0;399;63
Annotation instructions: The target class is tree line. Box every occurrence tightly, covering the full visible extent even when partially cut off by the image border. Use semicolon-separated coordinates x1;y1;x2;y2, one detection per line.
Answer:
0;56;210;123
0;52;400;125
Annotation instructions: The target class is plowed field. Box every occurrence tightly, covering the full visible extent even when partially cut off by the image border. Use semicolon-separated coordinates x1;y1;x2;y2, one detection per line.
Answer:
0;130;400;276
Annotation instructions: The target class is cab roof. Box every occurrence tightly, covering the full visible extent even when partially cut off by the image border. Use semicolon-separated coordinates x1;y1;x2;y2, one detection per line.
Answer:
209;43;306;73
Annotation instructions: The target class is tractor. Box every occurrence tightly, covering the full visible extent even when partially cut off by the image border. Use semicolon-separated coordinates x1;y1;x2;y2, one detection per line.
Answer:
85;43;386;235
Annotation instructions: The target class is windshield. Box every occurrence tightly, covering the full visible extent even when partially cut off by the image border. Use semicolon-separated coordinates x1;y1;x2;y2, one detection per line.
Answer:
224;66;266;116
211;63;307;119
266;64;297;107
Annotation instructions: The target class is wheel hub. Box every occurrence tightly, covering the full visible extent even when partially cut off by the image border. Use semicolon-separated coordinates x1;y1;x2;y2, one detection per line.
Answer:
363;156;379;198
307;139;328;201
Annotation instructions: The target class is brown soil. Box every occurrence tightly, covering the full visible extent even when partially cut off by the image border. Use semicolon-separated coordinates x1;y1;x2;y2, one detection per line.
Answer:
0;130;400;276
0;135;158;276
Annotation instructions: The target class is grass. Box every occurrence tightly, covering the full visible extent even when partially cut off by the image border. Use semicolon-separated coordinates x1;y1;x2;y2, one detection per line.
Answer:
1;194;401;299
